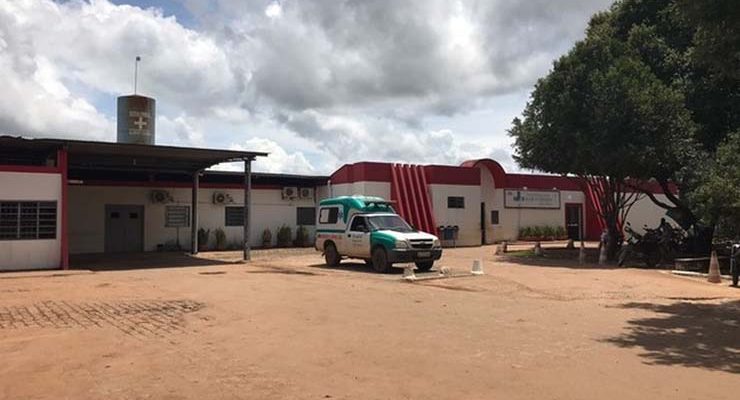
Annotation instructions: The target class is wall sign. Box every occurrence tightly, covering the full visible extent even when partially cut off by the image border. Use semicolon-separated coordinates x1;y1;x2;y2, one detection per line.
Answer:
504;189;561;209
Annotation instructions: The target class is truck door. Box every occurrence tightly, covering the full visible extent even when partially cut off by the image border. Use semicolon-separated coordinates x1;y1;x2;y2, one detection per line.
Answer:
347;216;371;258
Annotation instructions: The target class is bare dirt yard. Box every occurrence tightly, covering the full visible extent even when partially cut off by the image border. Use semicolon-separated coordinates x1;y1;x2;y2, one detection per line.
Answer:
1;246;738;400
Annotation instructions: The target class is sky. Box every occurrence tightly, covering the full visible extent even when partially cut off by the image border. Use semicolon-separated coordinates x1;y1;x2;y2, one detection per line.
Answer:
0;0;613;174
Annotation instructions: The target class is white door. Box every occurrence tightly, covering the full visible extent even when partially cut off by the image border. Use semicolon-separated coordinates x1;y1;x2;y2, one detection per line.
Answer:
347;216;371;258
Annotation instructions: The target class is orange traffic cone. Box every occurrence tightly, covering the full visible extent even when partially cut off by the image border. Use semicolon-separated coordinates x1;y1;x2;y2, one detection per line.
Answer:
707;251;722;284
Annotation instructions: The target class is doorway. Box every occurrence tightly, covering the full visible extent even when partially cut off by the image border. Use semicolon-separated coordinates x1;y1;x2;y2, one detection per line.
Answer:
105;205;144;253
480;202;486;245
565;204;583;240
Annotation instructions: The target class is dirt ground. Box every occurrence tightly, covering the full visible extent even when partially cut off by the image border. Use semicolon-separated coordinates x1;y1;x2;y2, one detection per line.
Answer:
1;246;738;400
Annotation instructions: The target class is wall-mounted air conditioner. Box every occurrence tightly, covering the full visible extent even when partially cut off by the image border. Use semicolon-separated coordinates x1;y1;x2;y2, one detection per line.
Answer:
212;192;234;205
282;186;298;199
150;190;173;204
299;187;314;199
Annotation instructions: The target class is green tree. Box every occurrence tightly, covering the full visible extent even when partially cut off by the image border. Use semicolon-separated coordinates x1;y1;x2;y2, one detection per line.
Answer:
511;0;739;254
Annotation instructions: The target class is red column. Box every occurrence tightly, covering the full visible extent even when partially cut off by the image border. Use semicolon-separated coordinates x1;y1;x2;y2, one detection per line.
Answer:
58;149;69;270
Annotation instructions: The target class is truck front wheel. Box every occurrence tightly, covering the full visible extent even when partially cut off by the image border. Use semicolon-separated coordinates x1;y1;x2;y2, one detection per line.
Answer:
324;242;340;267
415;261;434;272
371;247;392;273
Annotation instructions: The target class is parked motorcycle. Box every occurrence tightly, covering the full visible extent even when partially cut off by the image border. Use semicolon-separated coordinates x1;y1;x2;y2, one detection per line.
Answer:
618;222;683;268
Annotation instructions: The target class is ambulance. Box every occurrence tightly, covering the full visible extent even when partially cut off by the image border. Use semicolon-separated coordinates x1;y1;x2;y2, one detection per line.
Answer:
315;196;442;273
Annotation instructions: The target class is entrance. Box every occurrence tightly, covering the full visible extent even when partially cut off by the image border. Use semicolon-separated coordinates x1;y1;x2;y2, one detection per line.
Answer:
105;205;144;253
480;202;486;245
565;204;583;240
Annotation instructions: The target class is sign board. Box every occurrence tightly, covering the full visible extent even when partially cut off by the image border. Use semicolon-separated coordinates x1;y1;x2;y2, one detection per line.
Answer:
504;189;560;209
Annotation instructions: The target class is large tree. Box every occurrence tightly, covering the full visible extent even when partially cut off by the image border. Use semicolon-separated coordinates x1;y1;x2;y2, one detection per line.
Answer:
511;0;739;254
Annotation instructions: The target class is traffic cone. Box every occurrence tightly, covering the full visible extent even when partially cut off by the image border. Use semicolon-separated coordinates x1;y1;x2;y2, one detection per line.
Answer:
598;244;608;265
501;241;508;253
707;251;722;284
534;242;543;257
471;259;484;275
402;265;416;281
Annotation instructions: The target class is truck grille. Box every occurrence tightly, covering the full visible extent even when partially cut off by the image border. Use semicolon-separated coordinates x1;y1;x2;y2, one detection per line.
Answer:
409;239;433;249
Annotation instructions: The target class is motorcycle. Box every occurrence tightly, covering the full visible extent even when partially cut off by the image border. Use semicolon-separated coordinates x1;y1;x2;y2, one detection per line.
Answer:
618;222;682;268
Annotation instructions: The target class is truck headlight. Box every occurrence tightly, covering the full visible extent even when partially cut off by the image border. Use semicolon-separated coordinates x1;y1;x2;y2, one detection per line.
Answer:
395;240;409;249
433;238;441;248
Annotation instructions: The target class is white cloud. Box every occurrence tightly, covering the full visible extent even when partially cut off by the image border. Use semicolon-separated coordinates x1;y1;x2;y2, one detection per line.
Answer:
0;0;611;174
226;137;316;174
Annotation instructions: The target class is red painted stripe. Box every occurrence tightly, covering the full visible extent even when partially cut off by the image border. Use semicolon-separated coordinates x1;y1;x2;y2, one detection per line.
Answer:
390;163;400;214
418;165;437;234
70;180;284;190
57;150;69;270
0;165;61;174
412;165;432;233
395;164;410;221
404;165;421;229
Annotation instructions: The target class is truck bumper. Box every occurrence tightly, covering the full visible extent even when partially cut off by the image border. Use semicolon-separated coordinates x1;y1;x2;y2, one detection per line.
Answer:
388;249;443;263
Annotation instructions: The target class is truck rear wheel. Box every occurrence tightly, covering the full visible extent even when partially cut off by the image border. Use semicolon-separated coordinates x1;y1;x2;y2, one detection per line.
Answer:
324;242;340;267
371;247;391;273
415;261;434;272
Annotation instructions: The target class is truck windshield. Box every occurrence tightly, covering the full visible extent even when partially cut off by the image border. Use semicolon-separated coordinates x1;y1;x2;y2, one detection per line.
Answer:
367;215;414;233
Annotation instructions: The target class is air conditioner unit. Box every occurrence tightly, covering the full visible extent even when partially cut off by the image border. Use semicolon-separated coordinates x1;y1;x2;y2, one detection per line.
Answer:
299;187;314;199
150;190;173;204
282;186;299;199
212;192;234;205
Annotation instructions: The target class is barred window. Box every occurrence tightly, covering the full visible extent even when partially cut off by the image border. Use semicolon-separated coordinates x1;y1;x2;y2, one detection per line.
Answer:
296;207;316;226
447;196;465;209
165;206;190;227
225;206;244;226
0;201;57;240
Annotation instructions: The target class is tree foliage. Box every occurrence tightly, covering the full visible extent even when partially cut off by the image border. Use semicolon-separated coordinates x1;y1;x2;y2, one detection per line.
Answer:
510;0;739;251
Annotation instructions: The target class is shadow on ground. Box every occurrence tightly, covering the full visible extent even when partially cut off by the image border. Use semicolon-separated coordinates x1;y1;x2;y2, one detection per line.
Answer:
501;248;622;270
604;300;740;373
309;261;406;275
71;252;238;271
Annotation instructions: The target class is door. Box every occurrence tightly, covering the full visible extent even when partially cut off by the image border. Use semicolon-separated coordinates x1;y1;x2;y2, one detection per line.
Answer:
347;216;371;258
565;204;583;240
480;202;486;245
105;205;144;253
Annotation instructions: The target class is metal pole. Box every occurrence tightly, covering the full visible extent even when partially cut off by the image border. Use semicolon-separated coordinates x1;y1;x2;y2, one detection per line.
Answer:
191;170;199;255
243;158;252;261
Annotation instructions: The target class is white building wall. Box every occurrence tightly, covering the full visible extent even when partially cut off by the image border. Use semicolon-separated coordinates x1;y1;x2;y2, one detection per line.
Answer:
428;184;481;246
495;189;585;241
624;193;670;233
329;182;391;199
0;171;62;270
68;185;317;254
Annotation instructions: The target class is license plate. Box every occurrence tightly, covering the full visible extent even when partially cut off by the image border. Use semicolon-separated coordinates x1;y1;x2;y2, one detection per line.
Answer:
417;251;431;258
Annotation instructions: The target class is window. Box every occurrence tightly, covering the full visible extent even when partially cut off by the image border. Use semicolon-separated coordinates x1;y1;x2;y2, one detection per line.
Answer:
350;216;368;232
296;207;316;226
447;196;465;209
165;206;190;227
225;206;244;226
0;201;57;240
318;207;339;224
490;210;500;225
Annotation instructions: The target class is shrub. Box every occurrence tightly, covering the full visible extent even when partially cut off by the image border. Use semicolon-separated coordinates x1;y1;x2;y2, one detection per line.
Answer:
556;226;567;239
262;228;273;248
294;225;309;247
276;225;292;247
214;228;227;250
197;228;210;251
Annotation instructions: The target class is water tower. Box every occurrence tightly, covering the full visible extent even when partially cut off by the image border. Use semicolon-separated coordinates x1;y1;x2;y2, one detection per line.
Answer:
117;56;156;145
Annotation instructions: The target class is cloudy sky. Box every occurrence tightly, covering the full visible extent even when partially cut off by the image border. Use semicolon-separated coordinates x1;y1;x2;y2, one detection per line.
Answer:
0;0;612;174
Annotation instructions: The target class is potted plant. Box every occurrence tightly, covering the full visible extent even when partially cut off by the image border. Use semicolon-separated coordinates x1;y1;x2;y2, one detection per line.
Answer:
262;228;273;248
214;228;227;251
197;228;210;252
294;225;309;247
276;225;292;247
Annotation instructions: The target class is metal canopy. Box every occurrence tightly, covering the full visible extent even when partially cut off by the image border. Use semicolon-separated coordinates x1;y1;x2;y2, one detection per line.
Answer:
0;136;267;173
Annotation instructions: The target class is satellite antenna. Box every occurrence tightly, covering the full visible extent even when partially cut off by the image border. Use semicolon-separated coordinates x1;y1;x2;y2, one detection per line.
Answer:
133;56;141;94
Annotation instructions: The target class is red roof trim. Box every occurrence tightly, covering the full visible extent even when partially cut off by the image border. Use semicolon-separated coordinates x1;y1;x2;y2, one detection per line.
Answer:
0;165;60;174
70;180;285;190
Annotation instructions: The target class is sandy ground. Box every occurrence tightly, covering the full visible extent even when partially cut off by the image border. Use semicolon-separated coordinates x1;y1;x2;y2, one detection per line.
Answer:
1;246;738;400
